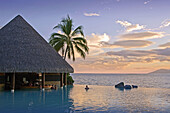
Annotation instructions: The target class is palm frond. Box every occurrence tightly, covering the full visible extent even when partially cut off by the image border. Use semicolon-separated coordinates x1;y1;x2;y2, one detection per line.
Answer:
71;26;84;37
49;37;61;46
53;40;64;52
49;15;88;61
61;25;68;36
76;42;89;53
53;24;68;38
51;33;67;39
60;15;73;36
53;24;62;29
75;44;86;59
73;37;87;44
66;15;73;36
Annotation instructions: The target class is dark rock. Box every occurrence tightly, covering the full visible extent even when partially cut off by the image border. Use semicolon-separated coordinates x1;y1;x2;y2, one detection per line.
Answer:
124;85;132;89
115;82;124;88
132;85;138;88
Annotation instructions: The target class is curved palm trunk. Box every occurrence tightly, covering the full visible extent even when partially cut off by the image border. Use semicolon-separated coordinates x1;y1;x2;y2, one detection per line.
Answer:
64;46;68;60
62;47;64;58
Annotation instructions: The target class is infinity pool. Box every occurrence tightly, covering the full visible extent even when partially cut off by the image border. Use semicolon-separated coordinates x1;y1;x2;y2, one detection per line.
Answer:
0;85;170;113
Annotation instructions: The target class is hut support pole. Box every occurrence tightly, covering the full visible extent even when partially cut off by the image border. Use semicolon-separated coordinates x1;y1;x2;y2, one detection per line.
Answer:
64;73;67;86
42;73;45;91
11;73;15;93
60;73;63;87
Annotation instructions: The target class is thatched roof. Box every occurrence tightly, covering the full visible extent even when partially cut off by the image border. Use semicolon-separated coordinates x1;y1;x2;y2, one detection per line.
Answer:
0;15;74;73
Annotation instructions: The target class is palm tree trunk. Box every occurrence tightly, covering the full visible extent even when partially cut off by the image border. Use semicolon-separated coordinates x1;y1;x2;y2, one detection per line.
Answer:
64;46;68;60
62;47;64;58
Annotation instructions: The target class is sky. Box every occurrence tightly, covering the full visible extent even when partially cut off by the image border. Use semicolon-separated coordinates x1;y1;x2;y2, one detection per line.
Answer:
0;0;170;73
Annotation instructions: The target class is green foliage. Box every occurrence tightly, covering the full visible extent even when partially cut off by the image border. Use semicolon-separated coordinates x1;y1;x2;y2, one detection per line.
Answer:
49;15;89;61
67;73;74;85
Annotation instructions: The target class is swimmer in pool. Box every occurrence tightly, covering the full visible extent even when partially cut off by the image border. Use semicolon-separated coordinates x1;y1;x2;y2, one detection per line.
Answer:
85;85;89;90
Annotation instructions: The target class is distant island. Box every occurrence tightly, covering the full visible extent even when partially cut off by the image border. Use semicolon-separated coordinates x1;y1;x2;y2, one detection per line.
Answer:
149;69;170;74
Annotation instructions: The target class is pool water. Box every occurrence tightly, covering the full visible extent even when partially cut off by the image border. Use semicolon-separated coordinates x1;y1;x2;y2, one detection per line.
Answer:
0;85;170;113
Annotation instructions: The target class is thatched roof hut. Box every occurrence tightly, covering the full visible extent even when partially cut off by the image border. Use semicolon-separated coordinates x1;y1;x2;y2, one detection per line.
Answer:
0;15;74;73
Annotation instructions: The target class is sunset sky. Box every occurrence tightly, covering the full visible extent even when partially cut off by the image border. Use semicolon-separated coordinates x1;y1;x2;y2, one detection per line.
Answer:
0;0;170;73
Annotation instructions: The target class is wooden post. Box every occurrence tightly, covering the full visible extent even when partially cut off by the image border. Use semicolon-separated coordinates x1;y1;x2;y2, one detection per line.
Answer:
60;73;63;87
11;73;15;92
42;73;45;90
64;73;67;86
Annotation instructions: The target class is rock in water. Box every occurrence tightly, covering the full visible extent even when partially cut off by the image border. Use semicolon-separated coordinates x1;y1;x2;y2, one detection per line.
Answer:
124;85;132;89
132;85;138;88
115;82;124;88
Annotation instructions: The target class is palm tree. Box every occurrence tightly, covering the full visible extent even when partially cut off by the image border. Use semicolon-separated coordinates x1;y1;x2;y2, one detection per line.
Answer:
49;15;89;61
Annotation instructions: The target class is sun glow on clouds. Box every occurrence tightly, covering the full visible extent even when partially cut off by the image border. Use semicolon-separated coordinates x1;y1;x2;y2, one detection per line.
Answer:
87;33;110;46
71;47;170;73
85;33;109;56
159;42;170;48
75;32;169;73
70;19;169;73
100;40;153;48
118;31;164;40
86;33;153;49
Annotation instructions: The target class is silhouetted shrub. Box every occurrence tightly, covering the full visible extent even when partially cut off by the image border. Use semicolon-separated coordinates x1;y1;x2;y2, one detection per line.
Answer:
67;73;74;85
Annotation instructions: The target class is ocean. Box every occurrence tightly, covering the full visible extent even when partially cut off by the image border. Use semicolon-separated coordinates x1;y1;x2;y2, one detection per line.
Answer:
71;73;170;89
0;73;169;113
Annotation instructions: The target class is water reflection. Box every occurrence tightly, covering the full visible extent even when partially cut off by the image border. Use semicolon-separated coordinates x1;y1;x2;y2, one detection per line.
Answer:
70;85;170;113
0;85;169;113
116;87;125;91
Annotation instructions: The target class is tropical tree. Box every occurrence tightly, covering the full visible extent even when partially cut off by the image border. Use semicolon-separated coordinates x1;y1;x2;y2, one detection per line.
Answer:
49;15;89;61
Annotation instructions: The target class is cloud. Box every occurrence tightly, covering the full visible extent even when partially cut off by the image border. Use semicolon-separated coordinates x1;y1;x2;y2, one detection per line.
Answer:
88;46;104;56
118;31;164;40
78;33;169;73
144;0;152;5
113;40;153;48
70;55;130;73
152;48;170;56
83;33;110;56
87;33;153;49
105;50;154;57
70;47;170;73
87;33;110;46
126;24;145;32
101;48;170;66
100;40;153;48
84;13;100;17
116;20;132;27
116;20;145;32
105;48;170;57
159;42;170;48
160;19;170;28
